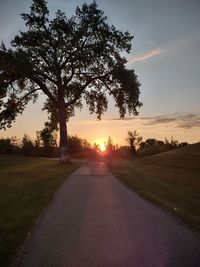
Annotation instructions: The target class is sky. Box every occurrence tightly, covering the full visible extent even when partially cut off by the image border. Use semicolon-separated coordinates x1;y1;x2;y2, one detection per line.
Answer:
0;0;200;145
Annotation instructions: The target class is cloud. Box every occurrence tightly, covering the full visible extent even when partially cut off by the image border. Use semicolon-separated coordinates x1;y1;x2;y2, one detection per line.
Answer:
177;114;200;129
108;117;135;121
141;115;178;125
107;113;200;129
142;113;200;129
178;122;200;129
128;48;164;64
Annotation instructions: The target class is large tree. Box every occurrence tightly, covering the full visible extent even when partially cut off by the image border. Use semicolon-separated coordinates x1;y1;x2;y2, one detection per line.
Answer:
0;0;142;164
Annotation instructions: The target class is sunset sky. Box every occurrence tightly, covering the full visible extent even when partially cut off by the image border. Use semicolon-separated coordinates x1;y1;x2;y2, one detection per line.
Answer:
0;0;200;145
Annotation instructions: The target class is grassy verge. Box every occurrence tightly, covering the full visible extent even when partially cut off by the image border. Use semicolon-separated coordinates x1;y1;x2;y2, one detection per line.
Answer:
0;157;81;267
108;144;200;233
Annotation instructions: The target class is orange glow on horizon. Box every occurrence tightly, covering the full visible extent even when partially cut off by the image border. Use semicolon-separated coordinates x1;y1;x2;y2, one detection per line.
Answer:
99;143;106;152
94;139;107;152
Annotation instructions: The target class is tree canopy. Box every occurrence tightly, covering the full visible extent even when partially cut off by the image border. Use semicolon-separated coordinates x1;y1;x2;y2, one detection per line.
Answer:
0;0;142;163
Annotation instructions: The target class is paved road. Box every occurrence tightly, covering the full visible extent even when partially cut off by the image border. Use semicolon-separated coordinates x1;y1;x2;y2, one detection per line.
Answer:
17;162;200;267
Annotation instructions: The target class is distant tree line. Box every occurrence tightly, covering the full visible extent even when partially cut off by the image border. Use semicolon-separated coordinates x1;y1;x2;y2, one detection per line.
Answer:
0;134;93;157
98;132;189;159
137;136;189;158
122;130;189;158
0;129;190;159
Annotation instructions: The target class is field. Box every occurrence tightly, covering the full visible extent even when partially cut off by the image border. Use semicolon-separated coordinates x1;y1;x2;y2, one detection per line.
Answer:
109;143;200;232
0;157;81;267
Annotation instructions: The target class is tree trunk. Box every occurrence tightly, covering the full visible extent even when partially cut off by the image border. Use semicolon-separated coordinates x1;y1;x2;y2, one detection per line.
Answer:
58;103;71;164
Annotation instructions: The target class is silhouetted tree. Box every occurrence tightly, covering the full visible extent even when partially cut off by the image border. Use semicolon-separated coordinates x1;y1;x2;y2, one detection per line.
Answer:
93;142;100;153
0;0;142;164
36;121;57;156
39;122;57;147
126;130;142;156
0;137;17;153
165;136;179;149
68;135;83;155
105;136;116;152
82;139;91;150
179;142;188;147
21;134;34;155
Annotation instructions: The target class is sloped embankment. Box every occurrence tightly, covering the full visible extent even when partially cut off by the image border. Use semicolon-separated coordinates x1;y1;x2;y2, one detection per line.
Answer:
109;143;200;232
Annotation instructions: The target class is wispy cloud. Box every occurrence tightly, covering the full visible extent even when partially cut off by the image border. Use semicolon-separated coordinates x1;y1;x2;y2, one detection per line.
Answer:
128;48;164;64
107;113;200;129
142;113;200;129
108;117;135;121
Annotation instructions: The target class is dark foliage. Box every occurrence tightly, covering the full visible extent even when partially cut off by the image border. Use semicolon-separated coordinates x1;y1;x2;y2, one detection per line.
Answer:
0;136;20;154
126;130;142;156
138;137;189;158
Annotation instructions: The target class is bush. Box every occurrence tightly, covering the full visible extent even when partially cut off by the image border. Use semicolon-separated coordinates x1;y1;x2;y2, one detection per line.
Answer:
0;137;21;154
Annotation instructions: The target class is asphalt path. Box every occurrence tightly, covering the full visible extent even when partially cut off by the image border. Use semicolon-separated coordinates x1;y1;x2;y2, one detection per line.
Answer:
16;161;200;267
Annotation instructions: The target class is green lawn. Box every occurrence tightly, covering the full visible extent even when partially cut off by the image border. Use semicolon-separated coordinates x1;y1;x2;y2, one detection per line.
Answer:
0;157;81;267
109;143;200;233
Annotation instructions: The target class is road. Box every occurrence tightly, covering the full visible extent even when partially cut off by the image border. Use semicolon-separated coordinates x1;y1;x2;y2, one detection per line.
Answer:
16;161;200;267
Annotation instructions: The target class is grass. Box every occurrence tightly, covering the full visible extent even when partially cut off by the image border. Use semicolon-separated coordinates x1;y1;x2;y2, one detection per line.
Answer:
0;157;81;267
108;143;200;233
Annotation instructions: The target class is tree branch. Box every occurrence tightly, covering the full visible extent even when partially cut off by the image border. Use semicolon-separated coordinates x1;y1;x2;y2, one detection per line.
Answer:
33;70;57;85
99;78;118;101
32;77;57;106
64;63;75;85
19;88;41;103
65;73;110;107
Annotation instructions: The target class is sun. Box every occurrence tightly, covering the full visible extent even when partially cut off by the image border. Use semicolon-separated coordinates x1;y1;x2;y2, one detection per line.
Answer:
99;143;106;152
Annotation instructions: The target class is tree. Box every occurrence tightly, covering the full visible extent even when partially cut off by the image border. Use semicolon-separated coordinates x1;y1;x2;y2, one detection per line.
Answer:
126;130;142;156
0;0;142;164
36;121;57;156
105;136;116;152
141;138;164;148
165;136;179;149
21;134;34;155
105;136;117;158
38;122;57;147
0;137;20;154
68;135;83;155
